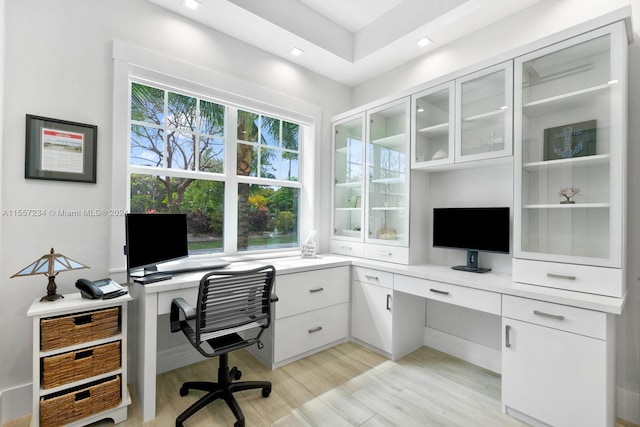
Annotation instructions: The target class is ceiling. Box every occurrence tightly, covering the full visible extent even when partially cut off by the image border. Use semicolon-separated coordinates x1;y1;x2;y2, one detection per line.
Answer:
147;0;543;86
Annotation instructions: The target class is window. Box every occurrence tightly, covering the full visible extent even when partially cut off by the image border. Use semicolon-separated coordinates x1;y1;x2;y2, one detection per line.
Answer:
129;81;302;255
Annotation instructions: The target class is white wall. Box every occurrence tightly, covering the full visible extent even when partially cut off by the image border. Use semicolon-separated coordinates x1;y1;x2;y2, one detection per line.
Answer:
349;0;640;422
0;0;349;421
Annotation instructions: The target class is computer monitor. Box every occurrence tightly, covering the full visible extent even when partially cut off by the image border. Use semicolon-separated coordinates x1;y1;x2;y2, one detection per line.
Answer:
125;213;188;281
433;207;510;273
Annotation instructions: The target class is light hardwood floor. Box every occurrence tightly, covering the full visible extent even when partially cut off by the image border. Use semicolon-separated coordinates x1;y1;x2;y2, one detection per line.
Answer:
4;343;638;427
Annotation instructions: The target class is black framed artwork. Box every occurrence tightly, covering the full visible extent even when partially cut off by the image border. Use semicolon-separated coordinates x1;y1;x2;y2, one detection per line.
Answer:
543;120;596;161
25;114;97;183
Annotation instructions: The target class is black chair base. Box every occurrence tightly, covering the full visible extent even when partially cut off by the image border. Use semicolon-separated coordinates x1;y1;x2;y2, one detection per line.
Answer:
176;353;272;427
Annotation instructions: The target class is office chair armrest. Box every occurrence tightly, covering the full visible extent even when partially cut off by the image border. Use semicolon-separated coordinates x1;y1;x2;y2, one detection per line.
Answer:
170;297;196;333
270;293;279;303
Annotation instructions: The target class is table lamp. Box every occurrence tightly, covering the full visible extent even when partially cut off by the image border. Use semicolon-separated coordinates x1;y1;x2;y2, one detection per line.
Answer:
11;248;89;301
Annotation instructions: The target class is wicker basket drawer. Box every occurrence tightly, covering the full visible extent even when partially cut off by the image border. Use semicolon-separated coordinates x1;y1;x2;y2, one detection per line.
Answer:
41;341;121;389
40;307;120;351
40;375;121;427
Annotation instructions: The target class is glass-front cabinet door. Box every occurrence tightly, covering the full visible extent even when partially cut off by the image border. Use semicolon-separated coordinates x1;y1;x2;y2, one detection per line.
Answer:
332;114;365;240
456;61;513;163
514;22;626;270
366;98;410;246
412;81;455;168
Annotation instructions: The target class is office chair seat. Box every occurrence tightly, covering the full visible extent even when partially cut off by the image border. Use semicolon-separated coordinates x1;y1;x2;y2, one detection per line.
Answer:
170;265;277;427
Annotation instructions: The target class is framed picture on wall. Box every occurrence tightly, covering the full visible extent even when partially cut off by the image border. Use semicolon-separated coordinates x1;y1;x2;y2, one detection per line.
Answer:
25;114;97;183
543;120;596;161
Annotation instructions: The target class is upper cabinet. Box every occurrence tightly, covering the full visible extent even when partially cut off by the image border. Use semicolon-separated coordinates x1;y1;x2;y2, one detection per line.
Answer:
456;61;513;163
411;61;513;170
332;98;418;264
412;82;455;168
332;114;365;243
513;22;627;297
366;98;410;249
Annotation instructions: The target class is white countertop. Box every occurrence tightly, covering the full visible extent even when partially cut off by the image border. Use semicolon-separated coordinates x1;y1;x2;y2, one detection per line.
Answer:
130;254;626;315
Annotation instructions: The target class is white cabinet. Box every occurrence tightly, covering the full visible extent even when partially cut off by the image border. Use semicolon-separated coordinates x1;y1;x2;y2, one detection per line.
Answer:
456;61;513;163
350;267;424;359
27;293;131;427
411;62;513;171
502;295;615;427
250;266;350;368
412;81;455;168
332;98;428;264
332;114;365;244
513;22;628;297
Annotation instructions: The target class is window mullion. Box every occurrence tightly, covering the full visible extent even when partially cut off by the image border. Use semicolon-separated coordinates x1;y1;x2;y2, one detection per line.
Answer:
225;106;239;254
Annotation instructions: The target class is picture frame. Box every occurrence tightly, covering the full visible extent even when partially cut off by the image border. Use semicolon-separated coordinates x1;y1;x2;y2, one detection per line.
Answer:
543;120;596;161
25;114;97;183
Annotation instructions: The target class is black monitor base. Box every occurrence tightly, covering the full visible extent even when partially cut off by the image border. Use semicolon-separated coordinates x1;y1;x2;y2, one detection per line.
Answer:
133;272;172;284
452;265;491;273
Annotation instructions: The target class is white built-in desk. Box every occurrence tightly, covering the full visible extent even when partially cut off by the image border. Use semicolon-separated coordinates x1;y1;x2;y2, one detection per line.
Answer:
131;255;625;424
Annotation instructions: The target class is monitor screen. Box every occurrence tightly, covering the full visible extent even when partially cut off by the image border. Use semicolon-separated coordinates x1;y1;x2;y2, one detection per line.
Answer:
125;213;189;273
433;207;510;254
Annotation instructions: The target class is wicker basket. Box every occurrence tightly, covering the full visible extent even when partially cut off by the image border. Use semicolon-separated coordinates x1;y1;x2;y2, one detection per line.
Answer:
41;341;121;389
39;375;121;427
40;307;120;351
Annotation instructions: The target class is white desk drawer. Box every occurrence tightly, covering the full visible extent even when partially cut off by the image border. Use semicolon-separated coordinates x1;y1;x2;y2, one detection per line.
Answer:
364;243;409;264
157;288;198;315
352;267;393;289
503;295;606;340
275;267;349;319
331;240;364;257
274;303;348;363
394;274;501;315
513;258;623;298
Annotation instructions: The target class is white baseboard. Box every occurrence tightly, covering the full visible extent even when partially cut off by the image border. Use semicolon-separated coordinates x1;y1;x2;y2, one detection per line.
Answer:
423;326;501;374
0;383;31;423
617;386;640;425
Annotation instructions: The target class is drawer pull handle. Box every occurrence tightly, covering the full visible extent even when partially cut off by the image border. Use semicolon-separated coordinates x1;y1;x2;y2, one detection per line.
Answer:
386;294;392;311
75;390;91;401
379;252;392;257
505;325;511;348
308;326;323;334
364;275;379;281
340;246;352;251
74;314;93;325
533;310;565;321
309;287;324;293
75;349;94;360
547;273;576;281
429;288;450;295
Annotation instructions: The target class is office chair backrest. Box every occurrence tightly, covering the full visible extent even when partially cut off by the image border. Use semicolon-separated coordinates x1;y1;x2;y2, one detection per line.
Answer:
194;265;275;351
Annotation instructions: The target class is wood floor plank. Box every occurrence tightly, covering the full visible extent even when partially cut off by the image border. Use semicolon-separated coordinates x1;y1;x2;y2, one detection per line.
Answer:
3;343;638;427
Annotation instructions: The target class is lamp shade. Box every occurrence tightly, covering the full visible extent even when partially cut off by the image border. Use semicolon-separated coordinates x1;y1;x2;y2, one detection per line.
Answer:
12;248;89;301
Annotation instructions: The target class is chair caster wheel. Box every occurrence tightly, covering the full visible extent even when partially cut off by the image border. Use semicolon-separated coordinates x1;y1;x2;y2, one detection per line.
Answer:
262;387;271;397
234;369;242;380
179;387;189;396
234;421;245;427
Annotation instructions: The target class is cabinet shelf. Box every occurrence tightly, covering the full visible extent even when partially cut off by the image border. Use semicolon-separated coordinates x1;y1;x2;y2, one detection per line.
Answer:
371;177;404;184
522;83;610;118
523;203;609;209
335;207;361;211
371;133;406;150
463;108;506;122
39;369;124;397
523;154;609;171
370;207;405;211
417;122;449;136
335;181;362;187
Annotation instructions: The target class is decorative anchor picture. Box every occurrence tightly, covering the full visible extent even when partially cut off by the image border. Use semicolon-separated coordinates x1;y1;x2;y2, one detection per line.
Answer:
543;120;596;161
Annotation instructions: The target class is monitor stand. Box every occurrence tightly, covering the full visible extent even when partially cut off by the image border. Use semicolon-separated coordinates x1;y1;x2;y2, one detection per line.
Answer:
451;250;491;274
130;266;173;284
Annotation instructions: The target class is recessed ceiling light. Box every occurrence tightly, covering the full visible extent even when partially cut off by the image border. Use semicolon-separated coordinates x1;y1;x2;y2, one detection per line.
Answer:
417;37;432;47
289;47;304;57
183;0;200;10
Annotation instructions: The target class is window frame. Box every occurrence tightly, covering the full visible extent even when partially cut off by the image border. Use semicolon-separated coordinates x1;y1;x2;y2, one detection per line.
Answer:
111;41;319;274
